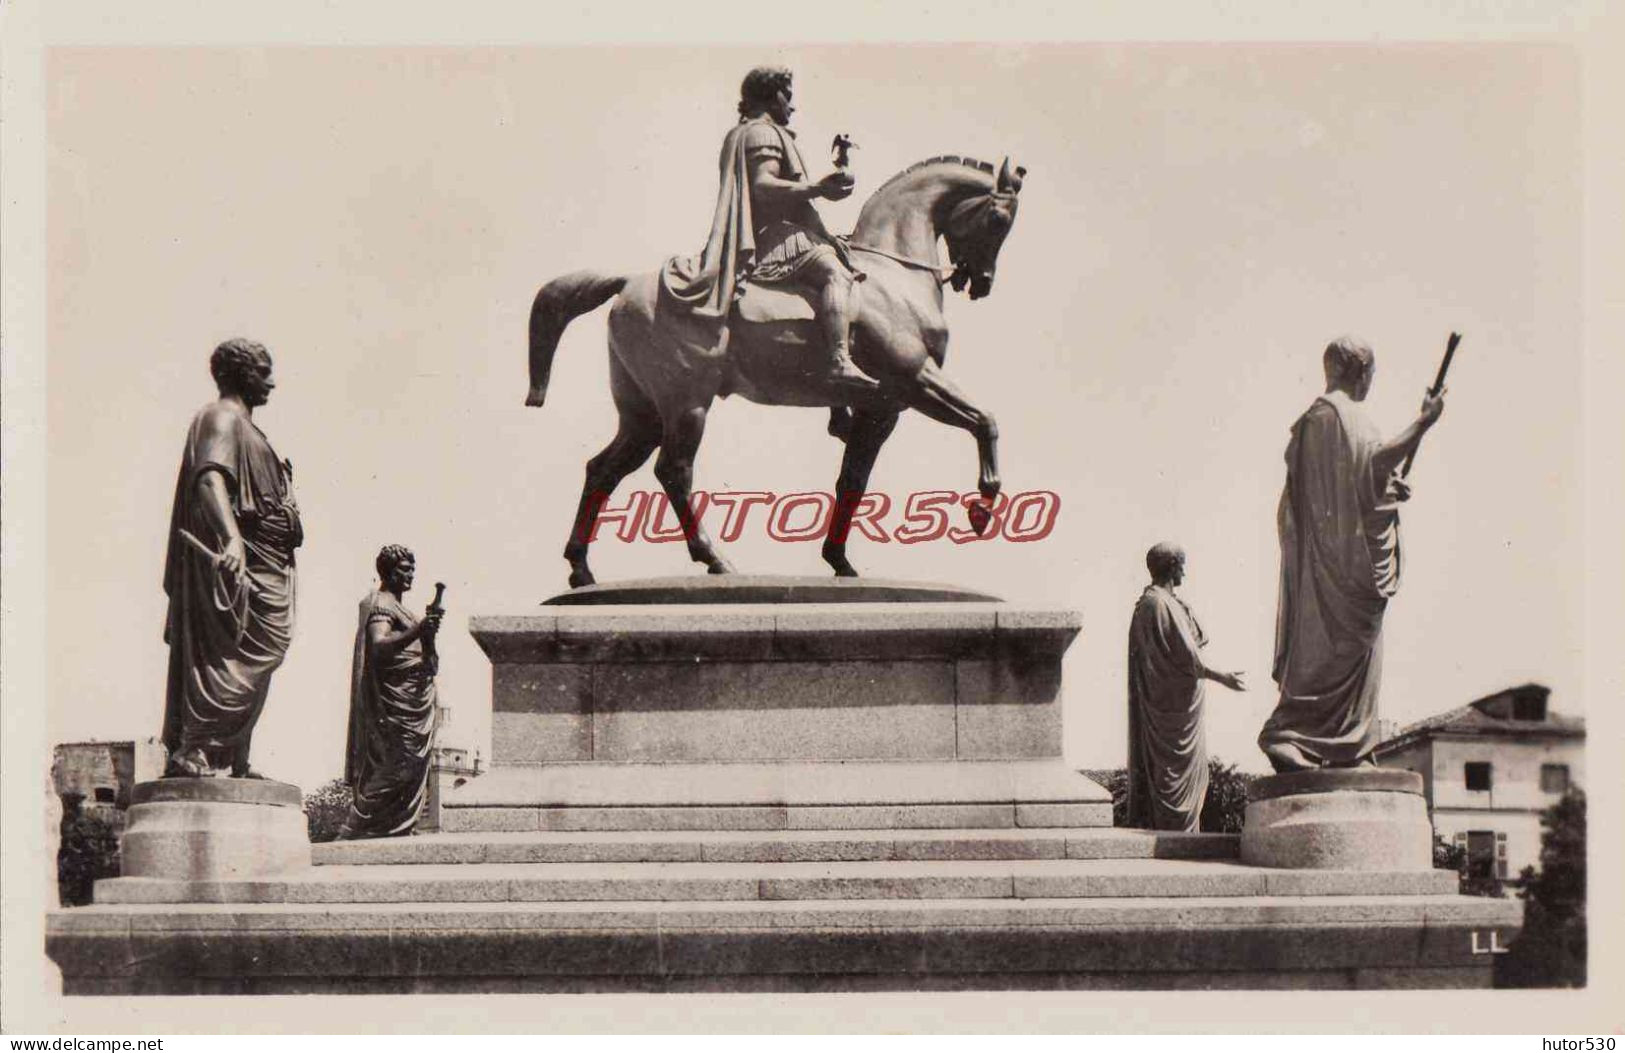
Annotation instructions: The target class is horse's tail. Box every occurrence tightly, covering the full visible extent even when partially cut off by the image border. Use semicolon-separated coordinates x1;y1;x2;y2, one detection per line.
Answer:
526;270;629;407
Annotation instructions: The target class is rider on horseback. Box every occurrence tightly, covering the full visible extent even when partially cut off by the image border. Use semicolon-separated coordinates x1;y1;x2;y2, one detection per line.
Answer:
659;66;880;399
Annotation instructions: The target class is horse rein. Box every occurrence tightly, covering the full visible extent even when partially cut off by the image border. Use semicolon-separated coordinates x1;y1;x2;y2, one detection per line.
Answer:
842;239;956;283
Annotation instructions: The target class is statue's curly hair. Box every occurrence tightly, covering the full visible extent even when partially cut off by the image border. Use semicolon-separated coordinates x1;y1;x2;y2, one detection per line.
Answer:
738;65;792;118
209;337;269;394
1323;336;1375;385
376;544;415;582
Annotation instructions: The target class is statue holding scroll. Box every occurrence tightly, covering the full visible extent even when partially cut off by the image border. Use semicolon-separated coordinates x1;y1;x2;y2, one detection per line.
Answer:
339;545;444;839
161;338;302;779
1259;336;1447;772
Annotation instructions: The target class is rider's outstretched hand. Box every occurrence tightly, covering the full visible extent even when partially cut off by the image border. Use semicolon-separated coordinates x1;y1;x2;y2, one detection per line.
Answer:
818;171;856;201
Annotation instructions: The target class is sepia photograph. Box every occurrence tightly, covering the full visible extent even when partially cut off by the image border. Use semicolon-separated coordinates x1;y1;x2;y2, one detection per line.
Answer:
3;0;1621;1036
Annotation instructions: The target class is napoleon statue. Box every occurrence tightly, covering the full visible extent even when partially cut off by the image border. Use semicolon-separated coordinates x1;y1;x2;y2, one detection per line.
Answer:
339;545;443;840
161;338;302;779
659;65;879;405
1259;337;1446;772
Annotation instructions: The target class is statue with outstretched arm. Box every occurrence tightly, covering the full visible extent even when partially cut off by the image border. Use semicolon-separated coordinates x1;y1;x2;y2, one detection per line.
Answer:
1127;543;1247;831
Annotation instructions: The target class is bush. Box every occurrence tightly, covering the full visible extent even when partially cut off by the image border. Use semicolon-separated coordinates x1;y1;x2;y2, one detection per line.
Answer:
1084;768;1131;827
57;794;121;907
1433;833;1465;871
1496;788;1586;987
1199;760;1255;834
303;778;353;843
1086;758;1255;833
1431;834;1506;898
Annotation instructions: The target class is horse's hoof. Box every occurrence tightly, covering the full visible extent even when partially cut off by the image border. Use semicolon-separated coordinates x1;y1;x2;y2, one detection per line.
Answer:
967;500;993;537
706;559;735;576
568;569;596;589
525;389;547;408
831;564;860;579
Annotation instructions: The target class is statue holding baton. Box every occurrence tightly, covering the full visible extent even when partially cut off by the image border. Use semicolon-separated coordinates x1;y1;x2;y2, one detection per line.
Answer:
340;546;444;838
1259;334;1454;772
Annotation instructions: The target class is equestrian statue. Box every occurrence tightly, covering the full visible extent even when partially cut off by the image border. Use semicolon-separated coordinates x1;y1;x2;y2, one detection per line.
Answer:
526;65;1026;587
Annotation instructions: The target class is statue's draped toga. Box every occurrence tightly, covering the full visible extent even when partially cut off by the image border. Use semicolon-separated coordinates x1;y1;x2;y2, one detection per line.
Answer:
161;402;301;770
1126;584;1211;832
342;590;438;838
1260;389;1401;768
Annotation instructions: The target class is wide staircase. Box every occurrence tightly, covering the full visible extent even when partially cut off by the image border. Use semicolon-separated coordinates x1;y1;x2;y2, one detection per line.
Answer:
47;582;1521;992
55;758;1514;993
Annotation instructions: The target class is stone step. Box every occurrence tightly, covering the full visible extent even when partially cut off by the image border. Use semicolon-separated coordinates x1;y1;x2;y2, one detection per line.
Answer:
95;857;1459;906
48;892;1523;994
313;827;1238;866
441;759;1112;832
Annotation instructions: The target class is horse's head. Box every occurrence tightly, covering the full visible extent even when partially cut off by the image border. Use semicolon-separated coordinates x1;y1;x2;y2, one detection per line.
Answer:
943;158;1024;300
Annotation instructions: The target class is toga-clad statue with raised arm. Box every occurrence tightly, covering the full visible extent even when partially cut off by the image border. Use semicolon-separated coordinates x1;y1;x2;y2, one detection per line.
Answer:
1259;336;1446;772
339;545;443;839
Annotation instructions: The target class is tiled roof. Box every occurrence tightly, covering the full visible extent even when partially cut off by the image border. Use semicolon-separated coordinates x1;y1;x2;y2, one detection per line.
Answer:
1376;702;1585;754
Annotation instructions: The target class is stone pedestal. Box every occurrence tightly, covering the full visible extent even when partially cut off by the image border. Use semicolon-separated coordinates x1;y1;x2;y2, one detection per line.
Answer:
474;579;1077;766
447;576;1107;831
117;779;311;882
1240;768;1432;870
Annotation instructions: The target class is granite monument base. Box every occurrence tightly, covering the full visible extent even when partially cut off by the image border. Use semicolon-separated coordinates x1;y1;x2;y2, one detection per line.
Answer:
118;778;311;882
1240;768;1433;870
50;581;1519;993
453;577;1105;830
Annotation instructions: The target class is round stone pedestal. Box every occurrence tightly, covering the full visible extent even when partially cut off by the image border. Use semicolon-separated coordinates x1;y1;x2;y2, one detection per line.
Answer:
1239;768;1431;870
120;779;311;881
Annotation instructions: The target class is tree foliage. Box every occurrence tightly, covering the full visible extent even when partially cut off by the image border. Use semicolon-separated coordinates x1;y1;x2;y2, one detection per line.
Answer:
1433;833;1465;871
1086;758;1255;833
1431;834;1506;898
56;793;121;907
1496;788;1586;987
303;778;353;843
1198;759;1255;834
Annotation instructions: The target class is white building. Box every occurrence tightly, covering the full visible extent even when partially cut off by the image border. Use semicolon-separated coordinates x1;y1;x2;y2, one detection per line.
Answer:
1374;683;1583;882
418;700;483;833
51;738;167;820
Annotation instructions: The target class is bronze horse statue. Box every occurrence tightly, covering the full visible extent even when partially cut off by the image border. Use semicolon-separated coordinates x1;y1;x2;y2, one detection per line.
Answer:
527;155;1026;588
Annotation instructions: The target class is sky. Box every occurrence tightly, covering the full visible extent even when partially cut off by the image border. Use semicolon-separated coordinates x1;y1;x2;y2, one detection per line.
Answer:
44;43;1583;791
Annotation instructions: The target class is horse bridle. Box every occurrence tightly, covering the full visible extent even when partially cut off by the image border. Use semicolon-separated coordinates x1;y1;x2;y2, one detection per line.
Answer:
842;188;1016;287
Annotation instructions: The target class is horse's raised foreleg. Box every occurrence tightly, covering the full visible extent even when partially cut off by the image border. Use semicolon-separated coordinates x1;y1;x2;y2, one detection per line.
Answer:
903;361;1002;535
822;410;901;577
653;404;735;576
